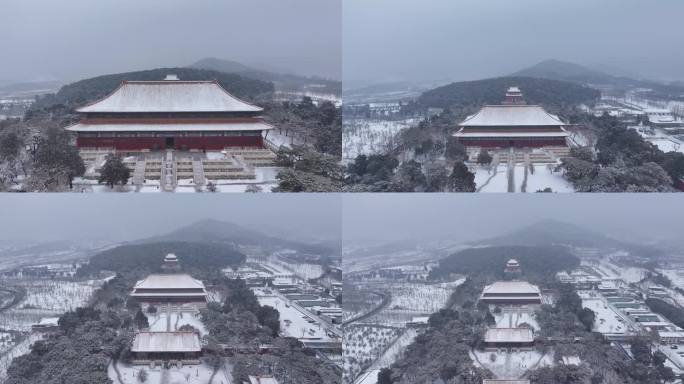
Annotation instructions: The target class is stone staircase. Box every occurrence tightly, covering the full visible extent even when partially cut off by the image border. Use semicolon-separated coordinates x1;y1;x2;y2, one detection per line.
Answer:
132;158;147;186
162;151;176;192
192;159;205;186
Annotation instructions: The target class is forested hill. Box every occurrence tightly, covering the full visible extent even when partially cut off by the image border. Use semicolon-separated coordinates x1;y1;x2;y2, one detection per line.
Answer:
76;241;246;279
511;59;622;86
135;219;339;258
190;57;342;96
430;245;580;283
476;219;665;259
512;59;684;101
30;67;274;111
417;76;600;110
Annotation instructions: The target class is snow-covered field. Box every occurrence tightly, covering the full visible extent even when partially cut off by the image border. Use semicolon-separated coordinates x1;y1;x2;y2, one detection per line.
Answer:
593;260;647;283
0;278;104;381
267;255;325;280
344;325;402;383
368;279;464;326
647;137;684;153
256;294;335;341
0;279;101;332
581;296;630;335
343;118;418;161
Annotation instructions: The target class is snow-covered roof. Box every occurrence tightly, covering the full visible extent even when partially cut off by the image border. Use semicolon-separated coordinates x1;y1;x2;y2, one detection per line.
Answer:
483;380;530;384
453;130;568;138
248;376;279;384
131;331;201;353
37;317;59;326
76;80;263;113
484;328;534;343
164;253;178;261
133;274;205;290
658;331;684;338
460;105;566;127
482;281;541;295
65;120;272;132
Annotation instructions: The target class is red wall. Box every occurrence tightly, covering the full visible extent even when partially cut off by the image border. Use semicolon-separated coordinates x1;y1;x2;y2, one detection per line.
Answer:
459;138;567;148
76;135;264;150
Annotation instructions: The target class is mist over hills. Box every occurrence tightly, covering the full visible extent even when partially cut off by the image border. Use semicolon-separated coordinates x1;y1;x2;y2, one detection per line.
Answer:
29;67;274;111
511;59;684;99
190;57;341;96
474;219;664;259
417;75;600;109
134;219;339;257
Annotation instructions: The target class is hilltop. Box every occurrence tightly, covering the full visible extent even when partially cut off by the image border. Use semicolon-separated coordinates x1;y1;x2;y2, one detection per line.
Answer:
190;57;341;96
512;59;684;100
135;219;338;258
417;76;600;110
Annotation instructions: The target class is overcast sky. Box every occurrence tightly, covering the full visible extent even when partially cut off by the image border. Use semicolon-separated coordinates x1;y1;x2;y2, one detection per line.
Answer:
0;0;341;84
343;194;684;246
0;194;341;244
343;0;684;88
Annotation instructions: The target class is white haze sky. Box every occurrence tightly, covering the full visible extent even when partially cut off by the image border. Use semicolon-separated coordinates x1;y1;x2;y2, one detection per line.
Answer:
0;0;341;84
0;194;341;243
342;194;684;246
1;194;683;252
343;0;684;87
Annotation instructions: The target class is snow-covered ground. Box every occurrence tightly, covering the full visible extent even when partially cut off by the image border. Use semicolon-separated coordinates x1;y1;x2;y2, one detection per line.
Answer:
344;325;402;383
343;118;418;161
471;348;553;380
581;296;630;335
493;310;539;332
523;164;574;193
109;359;230;384
0;277;106;381
144;307;208;335
346;278;463;383
0;279;101;331
267;255;325;280
593;260;647;283
256;294;336;341
369;328;420;371
474;163;573;193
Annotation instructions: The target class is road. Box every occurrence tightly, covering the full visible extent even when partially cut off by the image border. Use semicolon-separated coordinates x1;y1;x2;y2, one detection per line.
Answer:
342;290;390;326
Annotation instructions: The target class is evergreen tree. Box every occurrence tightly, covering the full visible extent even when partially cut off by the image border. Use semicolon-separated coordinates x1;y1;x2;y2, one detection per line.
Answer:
447;161;476;192
98;154;131;188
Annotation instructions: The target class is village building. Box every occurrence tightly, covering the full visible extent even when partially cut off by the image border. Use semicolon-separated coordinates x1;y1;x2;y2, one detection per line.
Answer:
130;331;201;364
482;380;530;384
66;75;273;151
479;281;542;305
658;330;684;344
483;328;535;349
453;87;570;160
31;317;60;333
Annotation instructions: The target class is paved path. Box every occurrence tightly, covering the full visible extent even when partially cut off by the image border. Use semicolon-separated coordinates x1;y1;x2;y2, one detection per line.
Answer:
507;147;515;193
